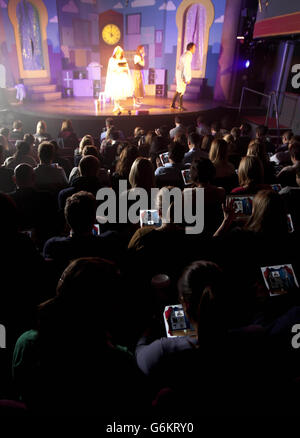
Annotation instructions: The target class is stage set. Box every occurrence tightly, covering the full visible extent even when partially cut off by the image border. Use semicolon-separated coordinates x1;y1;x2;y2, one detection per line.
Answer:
0;0;240;138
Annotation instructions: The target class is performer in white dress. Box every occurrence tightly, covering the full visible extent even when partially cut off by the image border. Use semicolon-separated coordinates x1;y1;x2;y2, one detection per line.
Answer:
170;42;196;111
133;45;145;108
104;46;133;113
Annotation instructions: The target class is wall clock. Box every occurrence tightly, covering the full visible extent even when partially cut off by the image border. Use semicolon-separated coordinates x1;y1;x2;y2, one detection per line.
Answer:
99;10;124;76
102;24;121;45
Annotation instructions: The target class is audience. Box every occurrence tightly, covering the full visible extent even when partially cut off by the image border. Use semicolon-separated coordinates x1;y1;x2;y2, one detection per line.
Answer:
183;132;207;164
58;155;102;210
9;120;24;142
231;155;271;194
34;142;68;193
57;119;79;149
0;142;15;193
44;191;122;270
0;112;300;416
4;140;36;169
209;138;236;179
155;141;187;188
33;120;52;147
12;257;145;415
276;141;300;187
9;164;58;246
169;116;185;139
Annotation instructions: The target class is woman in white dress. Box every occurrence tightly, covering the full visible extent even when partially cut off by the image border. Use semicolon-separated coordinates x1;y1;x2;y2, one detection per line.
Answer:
105;46;133;113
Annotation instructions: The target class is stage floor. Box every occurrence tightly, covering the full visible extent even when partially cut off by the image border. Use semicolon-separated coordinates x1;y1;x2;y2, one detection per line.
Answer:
11;96;220;119
8;96;231;139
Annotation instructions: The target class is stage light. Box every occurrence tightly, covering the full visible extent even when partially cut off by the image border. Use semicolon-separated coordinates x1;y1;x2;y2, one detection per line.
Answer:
245;60;250;68
237;36;245;40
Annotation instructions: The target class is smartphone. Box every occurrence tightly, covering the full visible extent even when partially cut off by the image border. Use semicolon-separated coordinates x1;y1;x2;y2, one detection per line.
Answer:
271;184;282;192
159;152;169;166
163;304;196;338
92;224;101;236
181;169;192;185
140;209;161;227
227;195;254;218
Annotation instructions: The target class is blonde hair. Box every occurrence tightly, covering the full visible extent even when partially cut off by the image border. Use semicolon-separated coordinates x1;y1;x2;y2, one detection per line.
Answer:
238;156;264;187
129;157;155;192
36;120;47;135
209;138;228;163
79;135;94;153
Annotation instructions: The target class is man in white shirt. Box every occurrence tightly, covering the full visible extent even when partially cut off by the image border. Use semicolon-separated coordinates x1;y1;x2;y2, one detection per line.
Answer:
170;42;196;111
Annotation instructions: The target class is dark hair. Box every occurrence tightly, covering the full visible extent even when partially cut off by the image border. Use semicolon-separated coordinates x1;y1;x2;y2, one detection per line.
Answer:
38;142;54;164
14;163;34;186
168;141;185;163
23;133;35;146
282;130;293;141
186;42;195;51
211;121;220;133
190;158;216;184
38;257;119;340
82;145;101;160
240;122;251;136
175;116;182;124
78;155;100;177
157;125;169;137
230;127;240;139
256;125;268;138
61;119;73;132
188;132;202;148
13;140;31;163
246;190;288;235
64;191;96;233
178;261;224;342
289;142;300;161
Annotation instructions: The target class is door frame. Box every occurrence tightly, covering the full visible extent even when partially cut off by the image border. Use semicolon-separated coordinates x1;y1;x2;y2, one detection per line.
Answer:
176;0;214;79
8;0;50;79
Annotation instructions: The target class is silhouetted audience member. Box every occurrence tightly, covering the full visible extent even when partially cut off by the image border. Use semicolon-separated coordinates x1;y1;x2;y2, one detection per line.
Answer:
155;141;187;188
57;119;79;149
183;132;207;164
34;142;68;193
33;120;52;147
9;120;24;141
276;142;300;187
4;140;36;169
231;156;271;194
44;191;122;270
0;142;15;193
58;155;101;210
13;257;146;415
9;164;58;246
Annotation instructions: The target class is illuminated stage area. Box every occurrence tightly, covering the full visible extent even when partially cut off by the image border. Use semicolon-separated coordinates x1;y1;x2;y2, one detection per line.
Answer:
9;97;229;139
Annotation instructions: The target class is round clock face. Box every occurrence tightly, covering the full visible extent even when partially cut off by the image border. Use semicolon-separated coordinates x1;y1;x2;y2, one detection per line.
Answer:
102;24;121;45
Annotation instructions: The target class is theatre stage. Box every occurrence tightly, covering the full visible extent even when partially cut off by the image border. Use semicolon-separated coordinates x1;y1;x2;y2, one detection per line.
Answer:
9;96;231;139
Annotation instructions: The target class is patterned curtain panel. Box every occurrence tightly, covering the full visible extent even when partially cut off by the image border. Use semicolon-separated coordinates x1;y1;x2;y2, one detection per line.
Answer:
183;3;206;72
17;0;45;70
